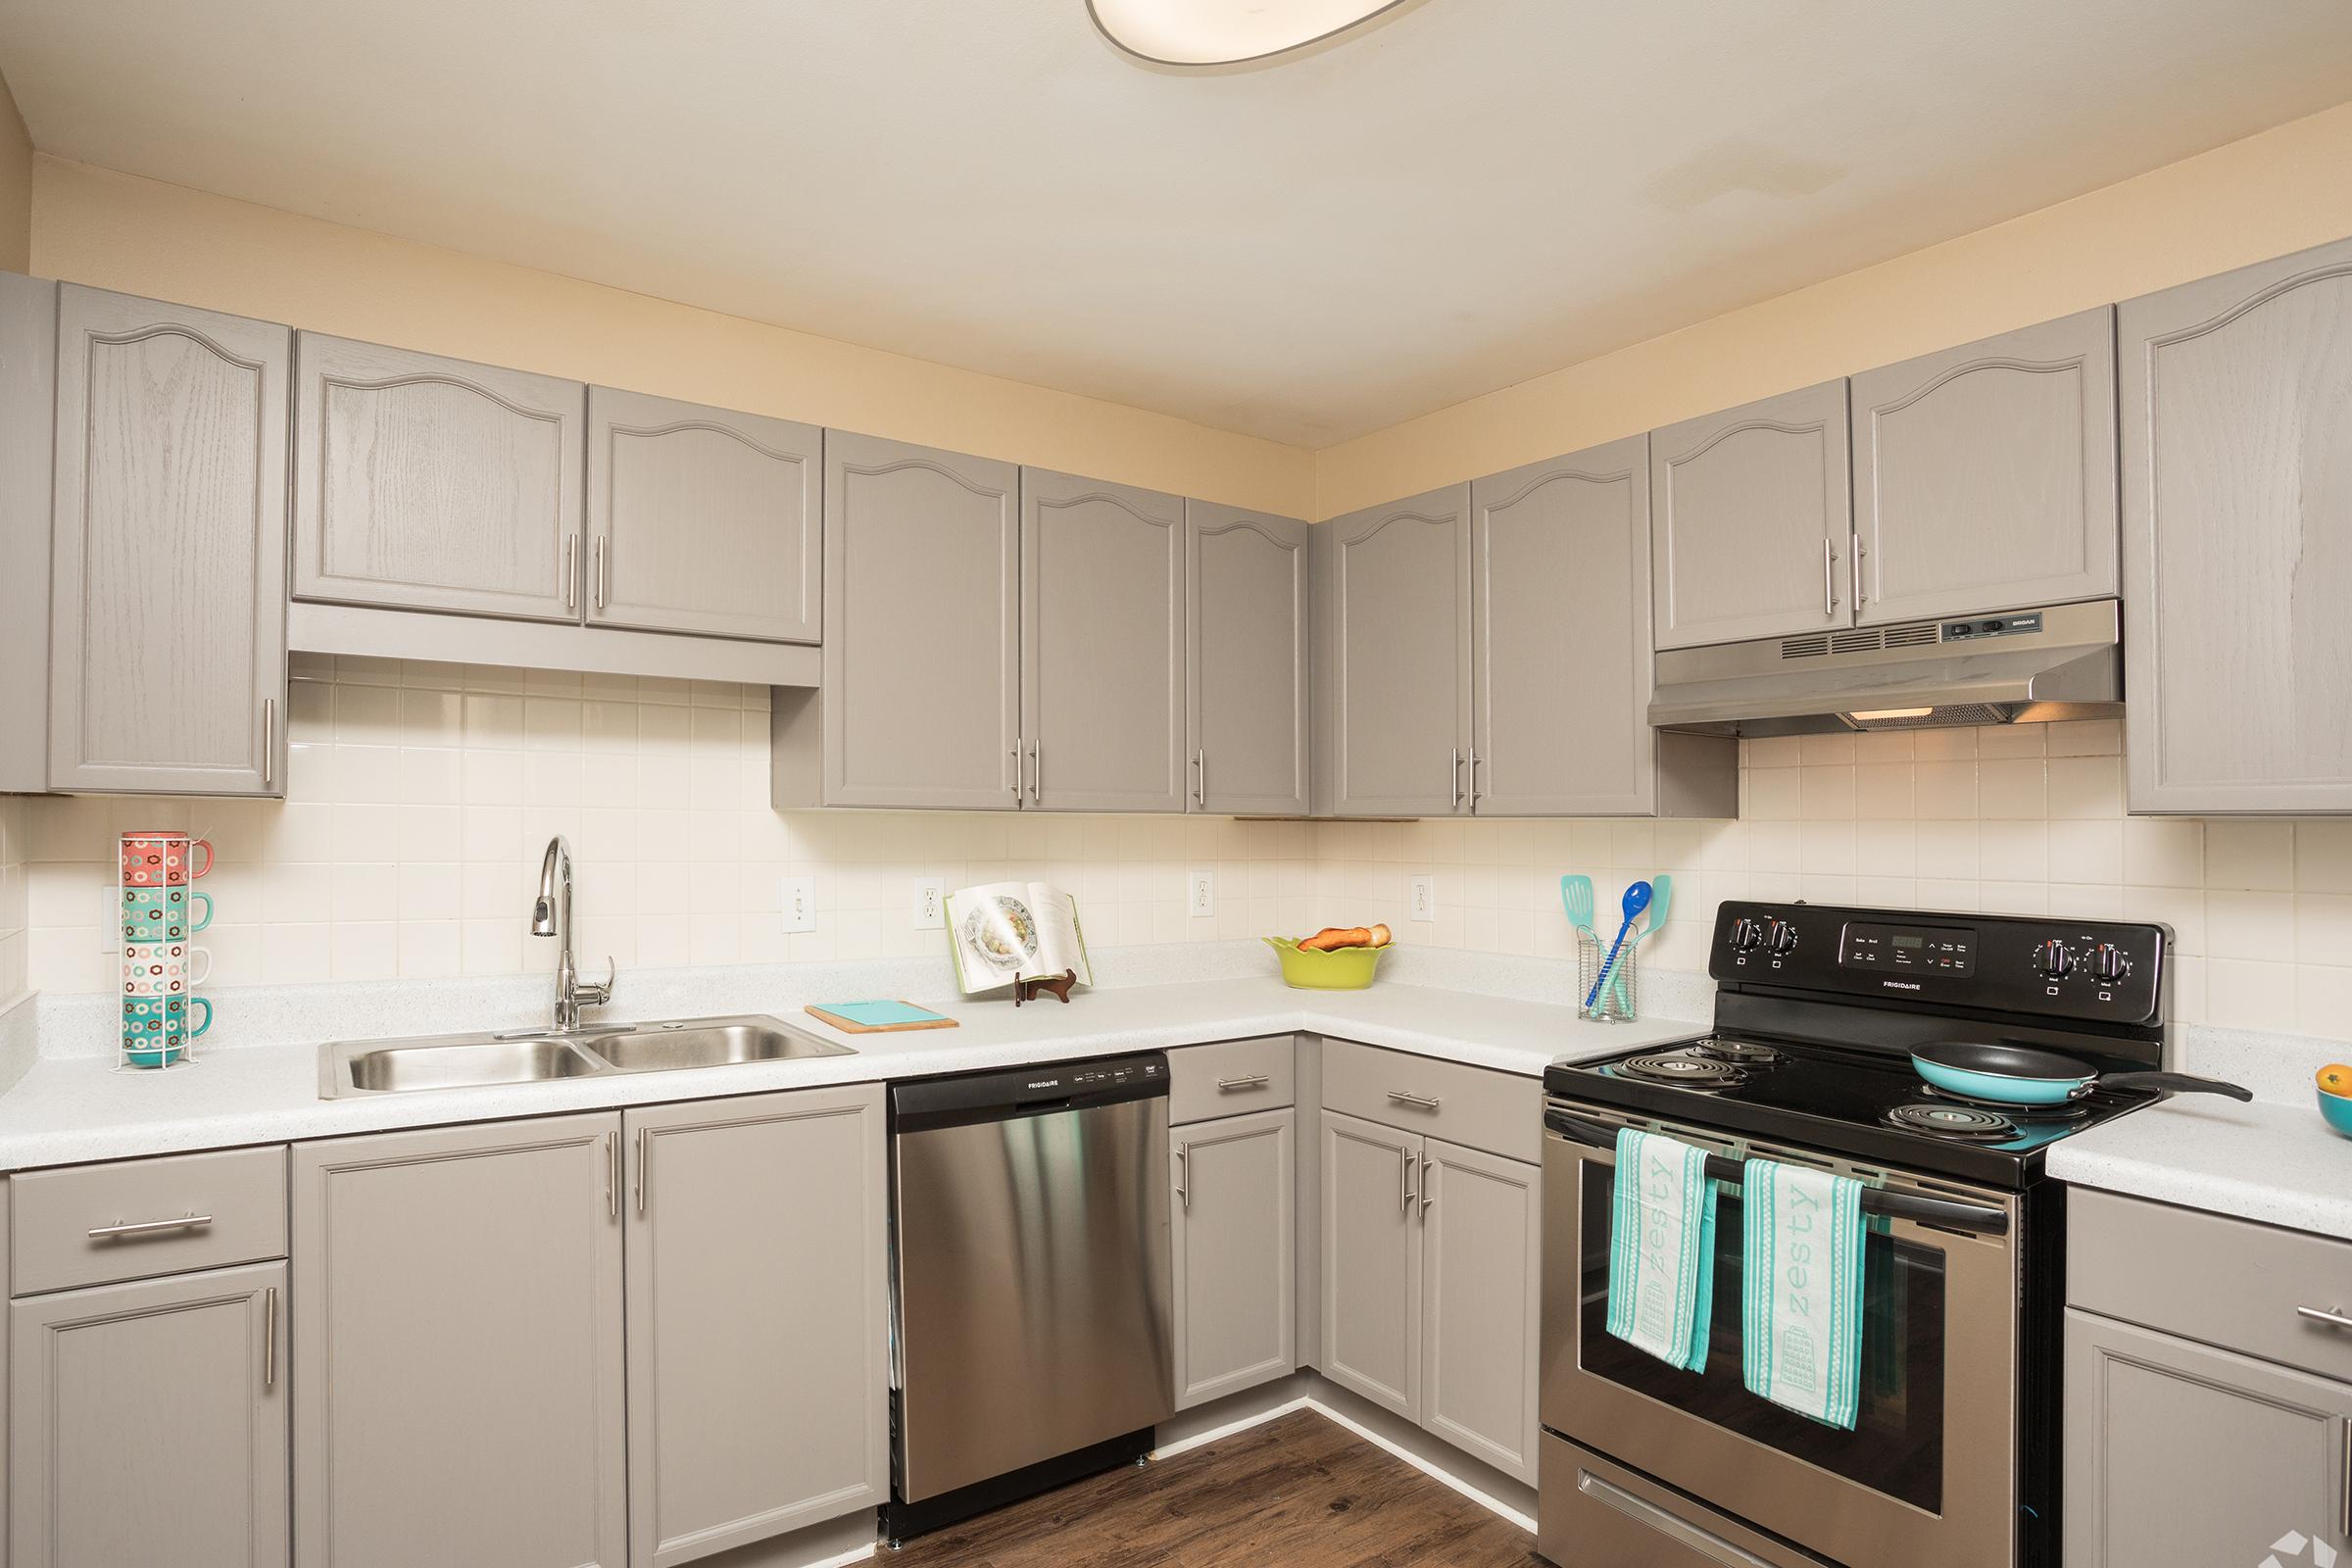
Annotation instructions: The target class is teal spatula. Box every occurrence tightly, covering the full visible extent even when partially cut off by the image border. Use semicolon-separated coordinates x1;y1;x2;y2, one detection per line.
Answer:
1560;874;1596;942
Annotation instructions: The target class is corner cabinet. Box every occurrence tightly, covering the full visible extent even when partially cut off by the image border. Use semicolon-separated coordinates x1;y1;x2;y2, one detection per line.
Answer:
292;332;585;621
2119;236;2352;813
49;285;289;796
1186;503;1310;816
1171;1106;1298;1409
1650;380;1851;650
586;388;821;644
1850;308;2117;625
1022;467;1188;812
1313;485;1474;816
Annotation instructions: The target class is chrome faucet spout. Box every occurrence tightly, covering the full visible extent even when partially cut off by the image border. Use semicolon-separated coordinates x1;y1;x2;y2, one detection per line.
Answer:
531;835;613;1032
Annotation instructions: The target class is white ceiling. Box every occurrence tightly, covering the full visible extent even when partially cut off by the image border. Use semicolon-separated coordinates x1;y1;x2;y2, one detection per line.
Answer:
3;0;2350;446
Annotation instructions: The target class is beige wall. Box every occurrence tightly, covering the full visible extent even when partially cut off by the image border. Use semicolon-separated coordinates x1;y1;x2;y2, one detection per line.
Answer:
0;73;31;272
1314;100;2352;516
27;158;1315;517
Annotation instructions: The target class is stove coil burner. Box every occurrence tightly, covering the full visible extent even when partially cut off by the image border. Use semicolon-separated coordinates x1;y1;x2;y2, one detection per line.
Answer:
1886;1102;2017;1141
1690;1038;1784;1066
1919;1083;2091;1123
1617;1051;1747;1090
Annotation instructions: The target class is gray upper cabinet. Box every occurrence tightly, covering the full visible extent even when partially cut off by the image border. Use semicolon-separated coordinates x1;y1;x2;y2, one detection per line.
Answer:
1022;468;1188;812
10;1261;289;1568
1851;308;2118;625
1416;1139;1541;1487
585;388;821;644
801;432;1021;809
1171;1106;1298;1410
1315;485;1473;816
0;271;57;795
1470;436;1657;816
1186;503;1309;816
1651;380;1852;649
622;1086;889;1566
2120;237;2352;813
293;1114;628;1568
49;285;289;796
293;332;585;621
1319;1109;1423;1420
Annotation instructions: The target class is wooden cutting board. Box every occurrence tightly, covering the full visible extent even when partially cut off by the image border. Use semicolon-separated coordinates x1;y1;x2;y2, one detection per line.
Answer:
804;1001;957;1034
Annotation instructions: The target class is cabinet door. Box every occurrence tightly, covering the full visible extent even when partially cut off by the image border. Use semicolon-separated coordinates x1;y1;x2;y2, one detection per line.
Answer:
1851;308;2117;625
293;332;583;621
49;285;289;796
1316;485;1472;816
10;1261;287;1568
1022;467;1187;811
623;1087;888;1566
2120;238;2352;813
1471;435;1655;816
585;388;820;644
820;432;1021;808
293;1114;626;1568
1172;1107;1297;1410
1186;503;1309;816
1417;1139;1541;1485
1319;1109;1422;1420
2064;1308;2352;1568
1651;380;1851;649
0;271;57;795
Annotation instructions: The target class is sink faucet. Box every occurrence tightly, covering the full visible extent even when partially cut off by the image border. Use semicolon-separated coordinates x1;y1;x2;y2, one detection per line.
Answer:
533;835;613;1033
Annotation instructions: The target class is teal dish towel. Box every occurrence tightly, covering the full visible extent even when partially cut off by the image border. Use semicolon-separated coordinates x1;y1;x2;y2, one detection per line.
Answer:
1604;1128;1719;1373
1741;1156;1868;1430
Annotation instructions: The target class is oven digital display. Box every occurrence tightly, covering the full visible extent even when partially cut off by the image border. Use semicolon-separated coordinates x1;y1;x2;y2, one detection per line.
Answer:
1841;921;1974;975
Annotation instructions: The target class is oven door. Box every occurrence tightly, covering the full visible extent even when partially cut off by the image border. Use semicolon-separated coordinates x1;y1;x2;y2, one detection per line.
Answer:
1539;1110;2021;1568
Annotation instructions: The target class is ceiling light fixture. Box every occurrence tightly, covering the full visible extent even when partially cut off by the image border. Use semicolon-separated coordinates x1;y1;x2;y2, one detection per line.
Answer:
1088;0;1417;66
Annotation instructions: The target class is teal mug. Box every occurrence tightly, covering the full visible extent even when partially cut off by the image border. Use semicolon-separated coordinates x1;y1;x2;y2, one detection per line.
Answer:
122;886;213;943
122;993;212;1067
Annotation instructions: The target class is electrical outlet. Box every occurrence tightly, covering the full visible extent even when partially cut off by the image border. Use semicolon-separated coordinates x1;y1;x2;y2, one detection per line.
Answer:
781;876;816;934
913;876;945;929
1188;869;1216;918
1408;874;1436;922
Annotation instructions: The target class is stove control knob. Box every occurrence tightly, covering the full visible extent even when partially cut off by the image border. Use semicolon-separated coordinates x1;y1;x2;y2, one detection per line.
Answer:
1766;919;1800;956
1730;917;1766;953
2088;944;2129;982
2035;939;2076;979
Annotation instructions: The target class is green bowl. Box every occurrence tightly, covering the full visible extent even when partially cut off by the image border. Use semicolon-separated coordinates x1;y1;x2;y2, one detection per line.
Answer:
1264;936;1388;990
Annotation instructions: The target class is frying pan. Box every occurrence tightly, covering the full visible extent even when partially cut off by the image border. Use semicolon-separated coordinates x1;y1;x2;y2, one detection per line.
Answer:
1909;1040;2252;1107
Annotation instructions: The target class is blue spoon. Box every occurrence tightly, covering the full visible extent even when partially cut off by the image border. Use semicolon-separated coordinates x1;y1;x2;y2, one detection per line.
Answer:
1585;880;1653;1011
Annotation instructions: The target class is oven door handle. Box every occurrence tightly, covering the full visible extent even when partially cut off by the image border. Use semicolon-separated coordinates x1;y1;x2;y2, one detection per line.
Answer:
1545;1108;2012;1238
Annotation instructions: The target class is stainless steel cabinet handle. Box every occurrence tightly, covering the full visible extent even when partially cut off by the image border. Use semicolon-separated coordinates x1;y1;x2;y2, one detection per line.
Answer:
1849;530;1865;610
1194;749;1206;806
1451;747;1463;809
1823;538;1838;616
633;1127;649;1214
1010;739;1024;799
1388;1090;1442;1111
605;1131;617;1218
563;535;576;610
592;537;608;611
1399;1146;1413;1215
1466;747;1479;812
1217;1074;1270;1091
262;698;275;786
263;1286;277;1391
1030;742;1041;802
2298;1305;2352;1331
1176;1144;1191;1212
87;1213;212;1241
1420;1153;1435;1213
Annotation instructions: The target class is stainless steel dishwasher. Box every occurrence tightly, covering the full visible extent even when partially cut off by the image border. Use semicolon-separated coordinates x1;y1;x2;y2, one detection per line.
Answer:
884;1053;1173;1544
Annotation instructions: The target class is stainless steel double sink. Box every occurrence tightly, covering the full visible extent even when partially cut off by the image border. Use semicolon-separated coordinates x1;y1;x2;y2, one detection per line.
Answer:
318;1014;854;1099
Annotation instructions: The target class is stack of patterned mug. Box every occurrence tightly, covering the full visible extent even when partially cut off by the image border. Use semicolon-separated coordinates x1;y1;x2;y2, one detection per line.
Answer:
119;830;215;1068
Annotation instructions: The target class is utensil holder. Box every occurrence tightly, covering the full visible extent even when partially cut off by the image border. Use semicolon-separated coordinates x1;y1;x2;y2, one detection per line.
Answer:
1579;932;1638;1023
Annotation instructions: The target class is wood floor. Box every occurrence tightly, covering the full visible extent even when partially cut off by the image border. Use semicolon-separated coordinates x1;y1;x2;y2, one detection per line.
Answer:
892;1410;1544;1566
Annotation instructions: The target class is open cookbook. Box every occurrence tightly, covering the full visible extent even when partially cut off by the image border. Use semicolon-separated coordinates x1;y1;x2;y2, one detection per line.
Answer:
944;881;1095;996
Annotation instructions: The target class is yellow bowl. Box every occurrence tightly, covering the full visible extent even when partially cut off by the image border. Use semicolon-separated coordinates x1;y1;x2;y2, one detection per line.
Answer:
1264;936;1388;990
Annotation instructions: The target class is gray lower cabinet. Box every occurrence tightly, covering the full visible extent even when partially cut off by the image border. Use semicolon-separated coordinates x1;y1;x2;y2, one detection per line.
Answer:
1022;467;1188;812
1186;503;1309;815
49;284;289;796
1849;307;2117;625
1171;1106;1297;1409
585;388;822;644
9;1260;288;1568
1650;380;1852;650
293;332;585;622
622;1087;889;1567
1320;1109;1424;1418
779;431;1021;809
1417;1137;1541;1485
2120;235;2352;813
1313;485;1473;816
2064;1310;2352;1567
293;1113;629;1568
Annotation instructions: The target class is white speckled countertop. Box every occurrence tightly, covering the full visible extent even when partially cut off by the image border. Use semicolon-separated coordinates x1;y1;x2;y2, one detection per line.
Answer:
0;962;1707;1172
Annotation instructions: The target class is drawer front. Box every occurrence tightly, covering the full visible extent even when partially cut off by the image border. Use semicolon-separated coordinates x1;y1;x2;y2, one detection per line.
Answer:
2069;1186;2352;1386
1170;1036;1297;1125
1320;1039;1541;1164
11;1146;288;1296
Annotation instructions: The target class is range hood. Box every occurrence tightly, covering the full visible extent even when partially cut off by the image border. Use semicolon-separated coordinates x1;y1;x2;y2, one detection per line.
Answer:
1648;600;2121;737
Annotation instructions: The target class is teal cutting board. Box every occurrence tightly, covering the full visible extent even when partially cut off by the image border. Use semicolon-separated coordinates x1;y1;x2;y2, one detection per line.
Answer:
804;1000;956;1033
